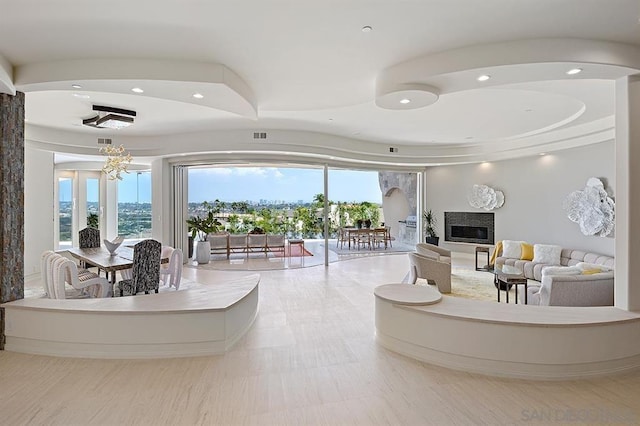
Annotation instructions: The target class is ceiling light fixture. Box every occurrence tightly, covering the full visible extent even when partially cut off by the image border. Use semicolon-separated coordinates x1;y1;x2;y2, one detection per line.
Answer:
71;84;82;89
131;87;144;93
566;68;582;75
399;98;411;104
83;105;136;130
477;75;491;82
193;93;204;99
539;152;547;156
99;144;132;180
361;26;372;32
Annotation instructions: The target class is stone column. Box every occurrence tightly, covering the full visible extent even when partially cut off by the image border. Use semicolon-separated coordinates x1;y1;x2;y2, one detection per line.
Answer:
0;92;25;349
615;75;640;311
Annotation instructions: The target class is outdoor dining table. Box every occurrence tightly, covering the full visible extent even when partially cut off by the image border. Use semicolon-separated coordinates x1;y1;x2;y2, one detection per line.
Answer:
341;227;389;250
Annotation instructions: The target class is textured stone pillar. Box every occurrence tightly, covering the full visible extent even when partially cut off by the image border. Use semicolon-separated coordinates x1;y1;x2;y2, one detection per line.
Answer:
0;91;25;349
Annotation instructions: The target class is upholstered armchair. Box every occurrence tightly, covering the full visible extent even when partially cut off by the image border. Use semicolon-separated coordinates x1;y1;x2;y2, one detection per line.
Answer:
407;243;452;293
117;239;162;296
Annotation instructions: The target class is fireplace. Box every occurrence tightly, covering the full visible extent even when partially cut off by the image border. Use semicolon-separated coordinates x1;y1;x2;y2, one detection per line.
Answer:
445;212;494;245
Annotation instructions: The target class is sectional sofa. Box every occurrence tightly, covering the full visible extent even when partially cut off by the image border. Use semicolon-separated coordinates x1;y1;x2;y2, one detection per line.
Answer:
494;241;614;306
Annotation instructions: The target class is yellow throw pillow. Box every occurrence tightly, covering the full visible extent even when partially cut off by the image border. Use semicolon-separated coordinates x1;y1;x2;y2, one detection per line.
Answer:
520;243;534;261
582;268;602;275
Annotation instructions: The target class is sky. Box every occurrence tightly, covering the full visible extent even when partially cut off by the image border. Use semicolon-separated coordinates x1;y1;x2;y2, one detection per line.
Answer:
188;167;383;204
60;172;153;204
61;167;383;205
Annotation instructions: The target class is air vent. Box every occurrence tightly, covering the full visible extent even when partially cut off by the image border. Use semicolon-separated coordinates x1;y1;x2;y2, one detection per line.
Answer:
389;147;398;153
253;132;267;139
98;138;112;145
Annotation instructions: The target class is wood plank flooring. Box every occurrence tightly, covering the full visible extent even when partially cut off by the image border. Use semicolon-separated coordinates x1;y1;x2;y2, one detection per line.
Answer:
2;254;640;425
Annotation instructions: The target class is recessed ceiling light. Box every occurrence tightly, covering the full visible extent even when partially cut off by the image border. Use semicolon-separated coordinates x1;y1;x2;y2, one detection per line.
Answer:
539;152;547;156
131;87;144;93
477;75;491;82
328;118;334;121
525;109;533;112
72;93;90;99
193;93;204;99
361;26;372;32
399;98;411;104
465;136;474;140
71;84;82;89
566;68;582;75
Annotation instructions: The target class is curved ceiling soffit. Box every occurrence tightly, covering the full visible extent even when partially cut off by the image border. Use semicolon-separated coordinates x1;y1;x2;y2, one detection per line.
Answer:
0;53;15;95
25;116;614;168
14;58;257;118
376;38;640;111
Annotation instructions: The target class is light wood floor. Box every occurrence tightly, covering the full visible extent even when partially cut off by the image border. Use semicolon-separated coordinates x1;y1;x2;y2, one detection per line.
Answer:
3;254;640;425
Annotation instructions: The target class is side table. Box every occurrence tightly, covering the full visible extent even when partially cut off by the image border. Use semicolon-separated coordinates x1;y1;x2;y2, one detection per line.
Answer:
475;246;491;271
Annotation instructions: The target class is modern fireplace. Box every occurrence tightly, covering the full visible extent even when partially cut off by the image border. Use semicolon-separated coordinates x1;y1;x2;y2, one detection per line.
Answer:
445;212;494;245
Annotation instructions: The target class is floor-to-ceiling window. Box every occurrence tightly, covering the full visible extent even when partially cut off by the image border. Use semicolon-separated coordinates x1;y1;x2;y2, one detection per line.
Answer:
56;174;74;249
117;171;152;239
187;165;388;240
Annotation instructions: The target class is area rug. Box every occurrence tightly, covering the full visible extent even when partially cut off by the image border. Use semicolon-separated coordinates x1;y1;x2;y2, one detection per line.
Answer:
416;268;521;302
272;245;314;257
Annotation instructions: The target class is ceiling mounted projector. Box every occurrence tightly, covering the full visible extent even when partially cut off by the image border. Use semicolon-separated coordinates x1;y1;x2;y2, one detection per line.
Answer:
83;105;136;129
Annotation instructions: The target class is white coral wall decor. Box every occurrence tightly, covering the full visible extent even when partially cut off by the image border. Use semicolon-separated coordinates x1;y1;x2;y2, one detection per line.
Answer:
468;184;505;211
563;177;615;237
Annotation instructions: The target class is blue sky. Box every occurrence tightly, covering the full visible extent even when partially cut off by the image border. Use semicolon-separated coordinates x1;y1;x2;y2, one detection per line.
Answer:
62;167;382;204
188;167;383;204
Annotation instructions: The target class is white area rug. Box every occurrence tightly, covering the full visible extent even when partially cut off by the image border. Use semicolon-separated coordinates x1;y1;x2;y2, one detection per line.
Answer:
417;268;523;302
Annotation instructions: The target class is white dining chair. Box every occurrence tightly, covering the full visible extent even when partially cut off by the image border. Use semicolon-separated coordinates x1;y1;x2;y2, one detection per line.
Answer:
160;247;183;290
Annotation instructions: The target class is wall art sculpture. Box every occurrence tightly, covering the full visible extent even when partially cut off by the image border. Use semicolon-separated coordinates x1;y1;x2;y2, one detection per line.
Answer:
563;177;615;237
468;184;505;211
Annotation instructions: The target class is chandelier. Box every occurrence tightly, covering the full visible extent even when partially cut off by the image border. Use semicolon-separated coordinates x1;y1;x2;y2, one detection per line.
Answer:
100;144;132;180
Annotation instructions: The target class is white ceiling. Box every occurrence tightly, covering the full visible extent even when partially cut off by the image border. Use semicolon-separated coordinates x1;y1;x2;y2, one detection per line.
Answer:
1;0;639;165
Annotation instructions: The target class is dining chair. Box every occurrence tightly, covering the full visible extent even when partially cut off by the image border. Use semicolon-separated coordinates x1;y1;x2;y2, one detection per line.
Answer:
336;228;349;249
117;239;162;297
78;227;101;272
160;247;183;290
372;228;388;249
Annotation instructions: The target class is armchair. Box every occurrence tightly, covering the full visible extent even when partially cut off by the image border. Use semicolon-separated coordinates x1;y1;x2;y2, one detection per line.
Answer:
407;250;452;293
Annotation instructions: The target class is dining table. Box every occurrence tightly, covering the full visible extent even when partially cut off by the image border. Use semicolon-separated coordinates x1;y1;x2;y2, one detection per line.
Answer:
341;227;389;250
66;246;168;287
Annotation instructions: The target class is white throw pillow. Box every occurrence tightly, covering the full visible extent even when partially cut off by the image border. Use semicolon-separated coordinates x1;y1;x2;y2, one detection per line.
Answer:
541;266;581;277
576;262;612;272
533;244;562;265
502;240;524;259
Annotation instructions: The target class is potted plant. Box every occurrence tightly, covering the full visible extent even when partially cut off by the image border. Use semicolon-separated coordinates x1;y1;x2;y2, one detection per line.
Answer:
186;203;222;264
87;212;99;229
424;209;439;246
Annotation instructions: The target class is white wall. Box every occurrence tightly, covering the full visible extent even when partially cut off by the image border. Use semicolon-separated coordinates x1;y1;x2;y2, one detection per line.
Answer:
426;141;615;256
24;146;54;279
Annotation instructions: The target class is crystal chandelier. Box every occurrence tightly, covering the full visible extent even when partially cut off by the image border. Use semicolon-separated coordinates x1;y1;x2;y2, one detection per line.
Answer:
100;144;132;180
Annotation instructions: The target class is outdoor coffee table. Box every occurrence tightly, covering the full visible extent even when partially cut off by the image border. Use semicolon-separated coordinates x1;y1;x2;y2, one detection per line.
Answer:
492;264;528;304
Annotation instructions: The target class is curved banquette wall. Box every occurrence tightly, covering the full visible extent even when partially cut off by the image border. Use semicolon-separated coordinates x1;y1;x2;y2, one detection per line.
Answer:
1;275;259;359
375;284;640;380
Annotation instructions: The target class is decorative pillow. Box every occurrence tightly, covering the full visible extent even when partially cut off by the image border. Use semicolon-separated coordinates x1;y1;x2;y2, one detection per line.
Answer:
581;269;603;275
502;240;524;259
533;244;562;265
520;243;534;261
576;262;612;272
541;266;581;276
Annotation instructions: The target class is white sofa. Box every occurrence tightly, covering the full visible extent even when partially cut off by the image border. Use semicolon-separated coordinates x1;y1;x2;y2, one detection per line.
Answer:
495;244;614;306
